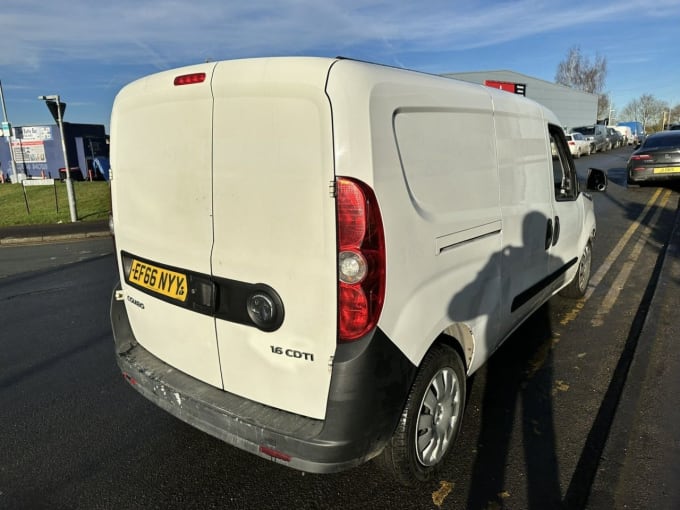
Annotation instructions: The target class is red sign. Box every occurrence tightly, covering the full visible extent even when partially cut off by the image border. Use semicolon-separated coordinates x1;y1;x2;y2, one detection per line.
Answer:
484;80;526;96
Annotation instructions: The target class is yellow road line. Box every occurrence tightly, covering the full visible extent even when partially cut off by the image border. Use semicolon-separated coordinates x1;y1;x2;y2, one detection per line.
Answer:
585;187;663;301
560;188;665;326
591;189;671;327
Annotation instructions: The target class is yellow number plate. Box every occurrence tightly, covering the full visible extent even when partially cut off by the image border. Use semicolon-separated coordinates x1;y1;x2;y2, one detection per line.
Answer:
653;167;678;174
128;259;188;302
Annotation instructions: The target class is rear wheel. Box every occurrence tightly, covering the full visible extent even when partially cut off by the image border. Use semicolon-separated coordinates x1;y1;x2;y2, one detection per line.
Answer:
377;344;466;486
560;241;591;298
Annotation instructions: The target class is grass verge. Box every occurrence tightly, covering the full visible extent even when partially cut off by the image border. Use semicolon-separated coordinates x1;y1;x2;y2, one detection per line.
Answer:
0;181;111;227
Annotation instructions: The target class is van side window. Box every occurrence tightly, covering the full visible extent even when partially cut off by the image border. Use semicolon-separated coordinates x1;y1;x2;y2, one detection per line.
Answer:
549;127;577;201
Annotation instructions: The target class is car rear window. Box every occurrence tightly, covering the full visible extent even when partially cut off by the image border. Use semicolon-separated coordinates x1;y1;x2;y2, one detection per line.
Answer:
642;133;680;149
573;127;595;135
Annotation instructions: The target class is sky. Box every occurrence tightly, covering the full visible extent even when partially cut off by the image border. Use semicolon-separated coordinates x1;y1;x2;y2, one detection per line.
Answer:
1;0;679;132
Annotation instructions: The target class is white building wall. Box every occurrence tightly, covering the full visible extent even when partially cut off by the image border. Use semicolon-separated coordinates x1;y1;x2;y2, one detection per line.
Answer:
442;70;598;129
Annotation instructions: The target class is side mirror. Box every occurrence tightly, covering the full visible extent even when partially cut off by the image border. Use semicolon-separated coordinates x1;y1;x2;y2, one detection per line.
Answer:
586;168;607;192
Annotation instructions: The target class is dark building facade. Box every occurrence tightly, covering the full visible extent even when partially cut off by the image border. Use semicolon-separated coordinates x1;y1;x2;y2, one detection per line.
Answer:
0;123;108;182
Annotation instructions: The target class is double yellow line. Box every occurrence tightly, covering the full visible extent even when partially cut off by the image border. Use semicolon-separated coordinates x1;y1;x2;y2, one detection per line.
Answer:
560;187;673;327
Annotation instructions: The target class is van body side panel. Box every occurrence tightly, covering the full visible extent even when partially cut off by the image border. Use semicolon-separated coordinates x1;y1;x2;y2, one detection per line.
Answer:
327;61;503;370
545;122;586;292
491;91;556;340
110;63;223;388
210;59;337;419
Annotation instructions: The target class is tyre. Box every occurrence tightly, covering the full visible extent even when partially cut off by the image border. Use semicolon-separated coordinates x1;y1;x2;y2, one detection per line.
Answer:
560;241;591;298
377;343;466;486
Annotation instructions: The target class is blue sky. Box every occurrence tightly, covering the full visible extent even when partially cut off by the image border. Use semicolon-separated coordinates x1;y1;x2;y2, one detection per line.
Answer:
1;0;679;132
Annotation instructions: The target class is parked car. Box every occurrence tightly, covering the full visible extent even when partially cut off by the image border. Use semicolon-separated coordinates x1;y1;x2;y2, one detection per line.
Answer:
566;132;591;158
607;127;624;149
669;123;680;131
572;124;607;153
627;130;680;185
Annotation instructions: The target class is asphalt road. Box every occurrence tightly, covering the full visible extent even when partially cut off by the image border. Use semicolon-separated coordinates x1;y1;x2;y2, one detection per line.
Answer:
1;147;678;509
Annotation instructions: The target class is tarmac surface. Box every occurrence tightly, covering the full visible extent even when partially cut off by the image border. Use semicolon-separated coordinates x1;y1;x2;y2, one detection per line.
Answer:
1;211;679;508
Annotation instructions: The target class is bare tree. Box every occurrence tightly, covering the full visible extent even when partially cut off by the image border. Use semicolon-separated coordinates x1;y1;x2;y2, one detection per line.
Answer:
622;94;668;130
556;46;607;94
621;99;641;122
598;93;611;121
670;103;680;125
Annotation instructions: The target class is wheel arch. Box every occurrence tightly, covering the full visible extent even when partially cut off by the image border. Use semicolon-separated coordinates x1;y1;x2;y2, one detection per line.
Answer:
439;322;475;374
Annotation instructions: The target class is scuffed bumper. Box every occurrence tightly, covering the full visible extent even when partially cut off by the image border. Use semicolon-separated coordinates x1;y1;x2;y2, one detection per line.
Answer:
110;283;416;474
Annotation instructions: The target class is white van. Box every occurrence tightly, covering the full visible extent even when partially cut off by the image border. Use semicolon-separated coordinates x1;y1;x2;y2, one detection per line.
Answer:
613;125;633;145
109;57;607;485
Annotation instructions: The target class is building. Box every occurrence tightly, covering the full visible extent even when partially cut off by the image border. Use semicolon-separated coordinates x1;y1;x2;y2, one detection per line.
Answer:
441;70;598;129
0;123;108;182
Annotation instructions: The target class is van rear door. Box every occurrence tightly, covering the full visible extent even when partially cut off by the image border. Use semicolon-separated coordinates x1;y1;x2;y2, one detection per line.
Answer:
210;58;338;420
111;63;223;388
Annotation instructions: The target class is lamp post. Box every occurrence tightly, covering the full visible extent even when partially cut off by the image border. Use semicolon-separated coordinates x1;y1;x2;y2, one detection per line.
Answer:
38;95;77;222
0;80;19;183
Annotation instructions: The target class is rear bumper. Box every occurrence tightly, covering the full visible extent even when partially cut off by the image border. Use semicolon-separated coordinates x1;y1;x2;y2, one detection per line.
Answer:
110;283;416;474
628;167;680;183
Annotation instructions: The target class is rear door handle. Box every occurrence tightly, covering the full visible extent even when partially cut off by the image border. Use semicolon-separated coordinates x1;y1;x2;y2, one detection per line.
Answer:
545;218;553;250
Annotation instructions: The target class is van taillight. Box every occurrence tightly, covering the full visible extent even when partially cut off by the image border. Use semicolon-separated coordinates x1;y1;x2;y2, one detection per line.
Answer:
336;177;386;342
173;73;206;86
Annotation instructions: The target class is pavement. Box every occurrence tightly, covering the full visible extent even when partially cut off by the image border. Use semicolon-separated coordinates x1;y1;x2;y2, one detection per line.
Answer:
588;198;680;509
1;209;679;508
0;219;111;245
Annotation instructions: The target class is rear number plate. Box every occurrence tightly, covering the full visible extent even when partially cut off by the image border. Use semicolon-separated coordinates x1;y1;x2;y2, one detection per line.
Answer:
653;167;679;174
128;259;188;302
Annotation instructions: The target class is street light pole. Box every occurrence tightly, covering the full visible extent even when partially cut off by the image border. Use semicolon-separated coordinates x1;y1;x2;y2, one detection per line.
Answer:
0;80;19;183
39;95;77;222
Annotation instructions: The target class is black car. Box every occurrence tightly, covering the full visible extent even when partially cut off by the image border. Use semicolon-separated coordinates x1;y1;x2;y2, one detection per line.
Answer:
606;127;624;149
627;131;680;185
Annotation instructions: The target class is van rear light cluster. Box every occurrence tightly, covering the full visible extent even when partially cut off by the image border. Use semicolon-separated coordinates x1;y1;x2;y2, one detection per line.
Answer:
336;177;386;341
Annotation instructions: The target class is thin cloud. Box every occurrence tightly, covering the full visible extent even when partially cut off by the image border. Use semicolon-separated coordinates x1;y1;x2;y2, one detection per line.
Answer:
2;0;677;72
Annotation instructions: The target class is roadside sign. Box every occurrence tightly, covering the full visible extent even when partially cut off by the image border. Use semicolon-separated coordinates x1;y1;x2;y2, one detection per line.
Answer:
21;178;59;214
22;178;55;186
46;101;66;123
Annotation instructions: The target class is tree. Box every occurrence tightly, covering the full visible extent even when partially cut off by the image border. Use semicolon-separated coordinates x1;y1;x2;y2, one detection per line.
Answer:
556;46;608;122
621;94;668;131
598;93;611;122
556;46;607;94
670;103;680;126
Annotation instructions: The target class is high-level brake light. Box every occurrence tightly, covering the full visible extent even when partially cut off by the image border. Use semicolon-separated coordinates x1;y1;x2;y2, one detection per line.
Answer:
173;73;206;86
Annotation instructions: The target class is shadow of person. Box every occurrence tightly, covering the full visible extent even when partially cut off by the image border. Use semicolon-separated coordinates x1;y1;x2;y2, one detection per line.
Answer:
447;211;564;509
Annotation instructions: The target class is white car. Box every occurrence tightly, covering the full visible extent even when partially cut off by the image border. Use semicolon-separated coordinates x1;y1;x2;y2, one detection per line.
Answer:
566;132;591;158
